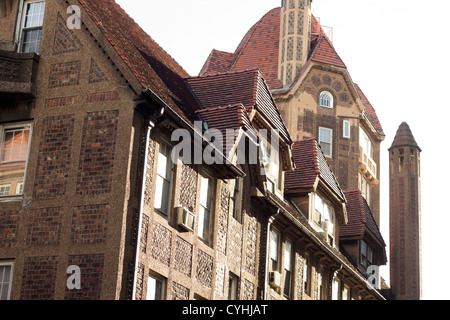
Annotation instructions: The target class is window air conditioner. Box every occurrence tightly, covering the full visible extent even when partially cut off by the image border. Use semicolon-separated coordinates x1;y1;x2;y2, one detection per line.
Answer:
175;207;195;232
269;271;282;289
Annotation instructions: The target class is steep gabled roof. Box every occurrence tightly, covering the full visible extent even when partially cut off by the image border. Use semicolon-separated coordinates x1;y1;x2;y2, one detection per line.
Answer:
310;36;346;69
199;49;235;76
79;0;200;123
355;84;385;136
340;190;386;248
285;139;346;203
185;69;291;144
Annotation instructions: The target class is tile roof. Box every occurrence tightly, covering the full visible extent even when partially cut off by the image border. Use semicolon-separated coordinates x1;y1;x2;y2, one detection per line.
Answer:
185;69;291;144
340;190;386;247
285;139;345;202
389;122;421;151
310;36;346;69
79;0;200;124
354;84;385;136
200;6;384;138
199;7;283;90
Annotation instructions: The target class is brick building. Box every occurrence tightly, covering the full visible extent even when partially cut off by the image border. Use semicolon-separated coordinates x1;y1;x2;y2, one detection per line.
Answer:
0;0;419;300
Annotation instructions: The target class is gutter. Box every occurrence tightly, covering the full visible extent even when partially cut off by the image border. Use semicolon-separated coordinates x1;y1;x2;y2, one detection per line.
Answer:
141;87;245;178
265;193;385;300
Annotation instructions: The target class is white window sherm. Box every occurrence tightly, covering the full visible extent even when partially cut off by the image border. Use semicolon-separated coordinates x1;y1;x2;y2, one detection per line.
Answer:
154;142;174;217
319;91;333;109
0;123;32;197
0;262;13;300
198;175;214;243
343;120;351;139
319;127;333;157
19;1;46;54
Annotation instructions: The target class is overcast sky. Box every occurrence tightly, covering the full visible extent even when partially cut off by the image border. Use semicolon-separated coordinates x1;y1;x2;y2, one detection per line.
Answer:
116;0;450;300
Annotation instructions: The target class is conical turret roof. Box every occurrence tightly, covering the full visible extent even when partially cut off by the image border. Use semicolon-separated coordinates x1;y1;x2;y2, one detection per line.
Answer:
389;122;421;151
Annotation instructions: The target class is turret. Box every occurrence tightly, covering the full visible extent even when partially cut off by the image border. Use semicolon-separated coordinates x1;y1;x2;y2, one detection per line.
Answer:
278;0;312;87
389;122;422;300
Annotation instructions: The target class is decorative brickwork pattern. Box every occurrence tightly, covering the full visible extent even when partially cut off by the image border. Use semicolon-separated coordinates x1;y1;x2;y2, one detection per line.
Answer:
242;279;255;300
27;207;64;246
65;254;104;300
133;263;145;300
171;281;190;300
86;91;120;103
229;217;243;272
0;59;21;81
48;61;81;88
144;139;156;206
20;256;58;300
245;216;258;275
76;110;119;195
139;214;149;253
217;185;230;255
88;58;109;83
174;236;193;277
34;115;75;199
0;210;20;248
196;249;213;288
179;164;198;210
45;96;78;108
295;255;305;299
214;262;225;297
53;13;83;55
71;204;109;245
151;223;172;266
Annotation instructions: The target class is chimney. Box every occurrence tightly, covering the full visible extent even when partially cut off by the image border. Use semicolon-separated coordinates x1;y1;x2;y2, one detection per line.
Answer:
278;0;312;88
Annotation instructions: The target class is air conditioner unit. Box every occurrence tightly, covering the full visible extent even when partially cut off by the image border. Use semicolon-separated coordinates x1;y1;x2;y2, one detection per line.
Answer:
269;271;282;289
175;207;195;232
322;219;330;232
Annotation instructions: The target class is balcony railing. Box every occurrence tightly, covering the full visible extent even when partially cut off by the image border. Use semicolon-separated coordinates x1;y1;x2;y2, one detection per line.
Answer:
359;146;377;180
0;50;39;100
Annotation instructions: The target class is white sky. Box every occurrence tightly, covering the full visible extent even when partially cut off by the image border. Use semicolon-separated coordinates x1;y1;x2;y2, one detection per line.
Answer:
116;0;450;300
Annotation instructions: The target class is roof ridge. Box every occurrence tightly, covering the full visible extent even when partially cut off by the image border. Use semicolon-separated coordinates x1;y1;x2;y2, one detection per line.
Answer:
186;68;260;80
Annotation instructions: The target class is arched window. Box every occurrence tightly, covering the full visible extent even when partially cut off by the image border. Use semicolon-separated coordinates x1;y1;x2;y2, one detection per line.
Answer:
319;91;333;109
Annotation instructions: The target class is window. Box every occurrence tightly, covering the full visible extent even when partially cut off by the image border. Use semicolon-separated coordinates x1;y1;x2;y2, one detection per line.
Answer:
358;173;371;204
318;267;325;300
319;91;333;108
154;142;174;218
230;177;242;222
360;240;374;269
228;273;238;300
19;1;46;54
319;127;333;157
342;285;350;300
198;175;214;243
343;120;351;139
0;262;13;300
0;124;32;197
314;194;335;245
303;256;311;295
146;274;165;300
332;277;340;300
270;229;280;271
359;127;373;159
283;240;293;297
261;137;280;193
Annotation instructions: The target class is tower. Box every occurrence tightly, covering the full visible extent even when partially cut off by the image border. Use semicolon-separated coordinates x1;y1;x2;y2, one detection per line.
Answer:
389;122;422;300
278;0;312;87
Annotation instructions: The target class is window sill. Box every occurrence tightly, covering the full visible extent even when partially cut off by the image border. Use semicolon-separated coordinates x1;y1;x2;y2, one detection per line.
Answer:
0;195;23;202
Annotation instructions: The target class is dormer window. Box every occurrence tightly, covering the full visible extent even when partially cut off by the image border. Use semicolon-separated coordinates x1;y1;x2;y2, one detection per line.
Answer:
360;240;374;269
18;1;46;54
319;91;333;109
261;137;280;194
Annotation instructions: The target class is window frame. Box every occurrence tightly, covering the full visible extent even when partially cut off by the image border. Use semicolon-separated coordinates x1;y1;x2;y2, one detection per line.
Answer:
17;0;46;54
0;261;14;301
146;273;166;300
283;239;293;298
198;173;215;244
318;127;333;158
319;91;334;109
154;141;175;219
343;120;351;139
0;122;33;198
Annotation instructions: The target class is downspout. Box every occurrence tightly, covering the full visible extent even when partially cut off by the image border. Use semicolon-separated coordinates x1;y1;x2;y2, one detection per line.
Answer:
263;209;281;300
132;114;160;300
